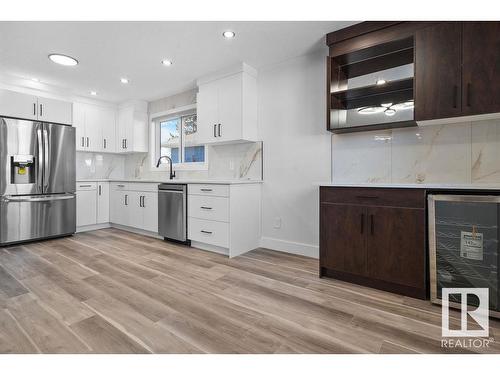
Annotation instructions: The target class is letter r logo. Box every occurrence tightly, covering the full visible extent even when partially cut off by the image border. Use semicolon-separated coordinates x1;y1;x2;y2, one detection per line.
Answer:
442;288;489;337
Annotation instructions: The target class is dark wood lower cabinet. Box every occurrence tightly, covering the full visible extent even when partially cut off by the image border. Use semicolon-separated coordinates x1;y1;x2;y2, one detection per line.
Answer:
320;203;366;275
320;187;428;299
365;206;425;291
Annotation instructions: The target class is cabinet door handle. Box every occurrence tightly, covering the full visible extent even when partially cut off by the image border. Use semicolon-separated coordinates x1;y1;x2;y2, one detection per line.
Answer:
98;185;101;196
370;214;374;235
200;188;213;192
200;230;213;234
200;206;212;210
86;137;89;147
355;195;378;200
360;213;364;234
453;85;458;109
39;104;43;117
103;139;107;149
79;184;92;187
213;124;217;137
124;194;128;206
33;103;36;116
467;83;471;107
81;137;85;147
218;123;221;137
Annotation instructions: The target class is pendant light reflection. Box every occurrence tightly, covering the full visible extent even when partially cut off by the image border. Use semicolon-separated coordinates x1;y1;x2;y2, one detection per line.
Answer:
357;100;414;117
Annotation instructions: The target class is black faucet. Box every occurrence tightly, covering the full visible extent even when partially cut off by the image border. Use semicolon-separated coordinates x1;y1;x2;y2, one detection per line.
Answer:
156;156;176;180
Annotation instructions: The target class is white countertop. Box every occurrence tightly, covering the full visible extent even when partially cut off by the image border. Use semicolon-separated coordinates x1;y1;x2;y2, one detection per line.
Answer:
77;178;263;185
318;182;500;190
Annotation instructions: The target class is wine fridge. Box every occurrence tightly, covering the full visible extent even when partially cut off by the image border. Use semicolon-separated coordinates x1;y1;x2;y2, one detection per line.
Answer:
428;194;500;318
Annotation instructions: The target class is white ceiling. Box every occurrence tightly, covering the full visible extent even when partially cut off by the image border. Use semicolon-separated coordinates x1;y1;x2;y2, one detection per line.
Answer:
0;21;357;103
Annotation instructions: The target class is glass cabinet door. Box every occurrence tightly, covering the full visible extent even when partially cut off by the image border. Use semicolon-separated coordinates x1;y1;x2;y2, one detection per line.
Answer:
431;197;499;311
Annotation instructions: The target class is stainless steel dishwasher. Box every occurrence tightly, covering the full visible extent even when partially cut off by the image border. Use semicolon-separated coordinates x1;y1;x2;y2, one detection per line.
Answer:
158;184;188;244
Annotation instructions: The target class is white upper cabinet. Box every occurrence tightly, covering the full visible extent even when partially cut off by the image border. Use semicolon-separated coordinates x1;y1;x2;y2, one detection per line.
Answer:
0;89;72;125
0;90;38;120
116;101;148;153
197;63;258;145
37;96;73;125
73;102;116;152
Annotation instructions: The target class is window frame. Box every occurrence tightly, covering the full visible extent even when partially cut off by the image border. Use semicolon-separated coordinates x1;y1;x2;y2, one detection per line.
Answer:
150;105;207;171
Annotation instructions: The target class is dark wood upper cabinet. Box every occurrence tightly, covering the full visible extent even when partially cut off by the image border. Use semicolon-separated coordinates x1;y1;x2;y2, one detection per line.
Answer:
366;206;425;289
462;22;500;116
320;203;366;275
414;22;462;121
328;21;500;130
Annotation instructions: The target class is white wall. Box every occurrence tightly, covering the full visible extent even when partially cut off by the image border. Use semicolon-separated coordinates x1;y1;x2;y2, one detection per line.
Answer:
258;51;331;258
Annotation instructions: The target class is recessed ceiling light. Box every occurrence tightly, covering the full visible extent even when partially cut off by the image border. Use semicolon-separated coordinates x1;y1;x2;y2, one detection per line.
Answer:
90;91;97;96
120;78;129;84
222;30;236;39
161;59;173;66
376;79;387;85
48;54;78;66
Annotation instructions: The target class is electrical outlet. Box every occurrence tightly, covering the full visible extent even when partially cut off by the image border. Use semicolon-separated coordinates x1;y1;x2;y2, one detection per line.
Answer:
273;217;282;229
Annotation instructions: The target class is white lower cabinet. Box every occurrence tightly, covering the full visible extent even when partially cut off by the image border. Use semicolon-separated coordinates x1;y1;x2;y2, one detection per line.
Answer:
96;182;110;224
110;183;158;233
141;192;158;233
187;183;261;257
76;182;97;227
110;190;130;227
77;180;261;254
189;218;229;248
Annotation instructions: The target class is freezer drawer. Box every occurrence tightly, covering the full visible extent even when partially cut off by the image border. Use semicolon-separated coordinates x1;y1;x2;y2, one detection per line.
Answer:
0;193;76;245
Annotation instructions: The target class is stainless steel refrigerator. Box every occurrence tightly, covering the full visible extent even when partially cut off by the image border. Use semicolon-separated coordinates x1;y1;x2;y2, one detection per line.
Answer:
0;117;76;245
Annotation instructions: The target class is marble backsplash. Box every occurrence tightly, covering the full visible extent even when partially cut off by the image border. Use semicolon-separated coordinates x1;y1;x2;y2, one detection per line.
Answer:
76;152;125;179
332;118;500;185
76;141;263;181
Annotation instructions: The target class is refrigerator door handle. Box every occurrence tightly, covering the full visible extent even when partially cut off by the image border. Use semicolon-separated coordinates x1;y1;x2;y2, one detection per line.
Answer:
36;127;44;193
43;127;49;192
1;194;75;203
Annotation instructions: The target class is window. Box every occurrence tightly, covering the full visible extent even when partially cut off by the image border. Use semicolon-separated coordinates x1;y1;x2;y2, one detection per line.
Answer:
158;113;205;166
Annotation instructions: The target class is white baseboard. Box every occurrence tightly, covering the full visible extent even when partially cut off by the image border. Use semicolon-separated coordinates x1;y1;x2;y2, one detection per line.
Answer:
76;223;110;233
110;223;163;239
190;240;229;256
260;236;318;259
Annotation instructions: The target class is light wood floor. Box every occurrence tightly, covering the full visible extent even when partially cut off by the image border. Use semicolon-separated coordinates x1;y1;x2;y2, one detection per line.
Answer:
0;228;498;354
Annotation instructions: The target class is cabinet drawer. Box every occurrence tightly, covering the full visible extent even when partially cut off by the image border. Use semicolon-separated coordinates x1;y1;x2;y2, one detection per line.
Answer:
320;187;425;209
189;184;229;197
188;218;229;248
111;182;158;192
188;195;229;222
111;182;128;191
76;182;97;191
